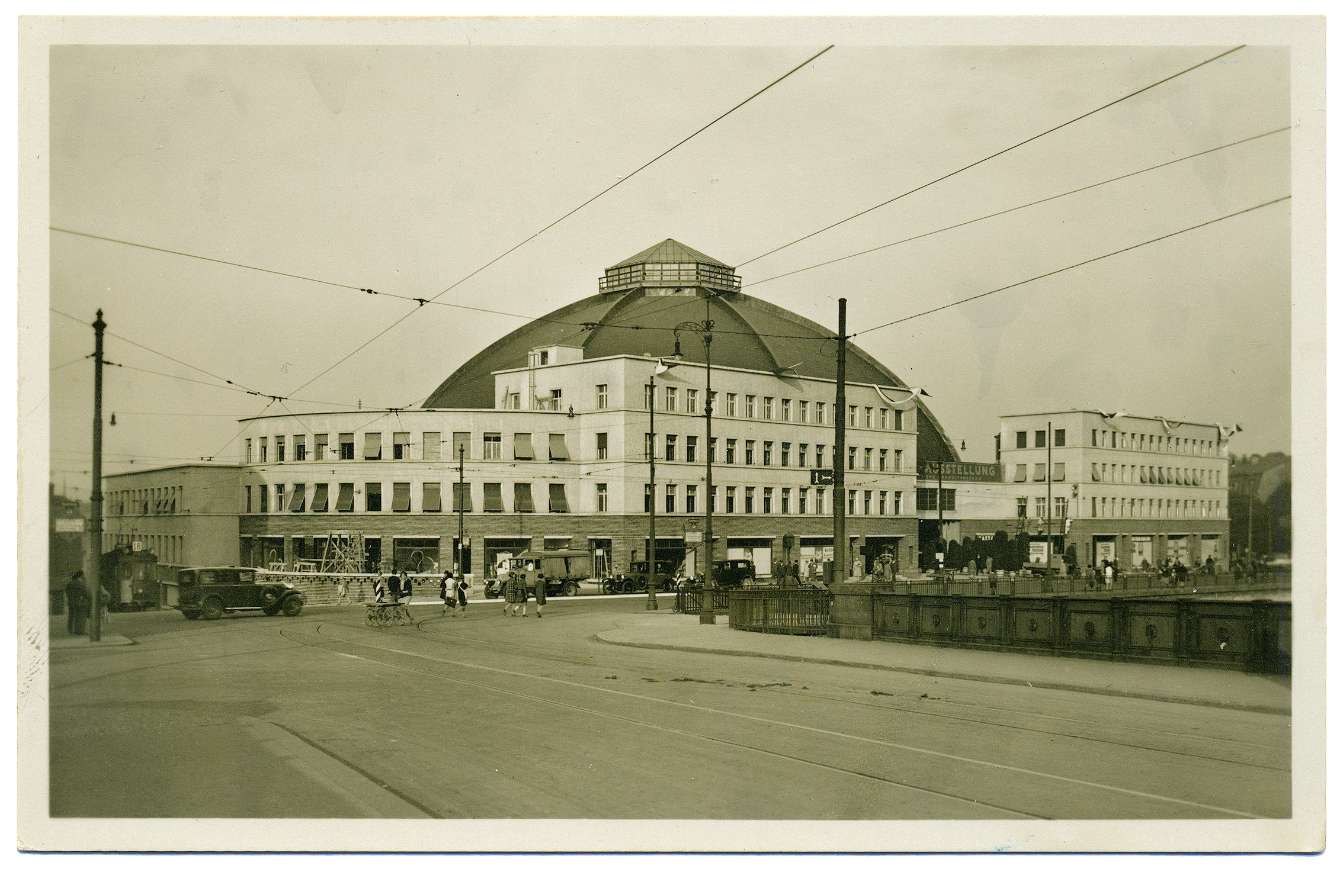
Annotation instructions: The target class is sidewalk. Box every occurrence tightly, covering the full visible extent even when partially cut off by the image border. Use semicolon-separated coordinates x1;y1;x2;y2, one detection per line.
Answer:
48;615;134;649
596;613;1290;714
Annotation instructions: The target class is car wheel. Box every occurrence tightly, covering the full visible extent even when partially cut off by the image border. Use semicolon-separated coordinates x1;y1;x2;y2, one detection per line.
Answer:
182;610;201;620
201;597;224;620
281;596;304;617
565;582;577;597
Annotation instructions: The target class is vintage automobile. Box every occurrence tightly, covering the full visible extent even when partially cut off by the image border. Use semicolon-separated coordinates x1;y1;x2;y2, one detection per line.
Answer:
485;551;590;598
602;559;681;594
175;566;304;620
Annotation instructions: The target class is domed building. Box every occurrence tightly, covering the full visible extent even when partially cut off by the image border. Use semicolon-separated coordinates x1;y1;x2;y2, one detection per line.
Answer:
227;239;949;581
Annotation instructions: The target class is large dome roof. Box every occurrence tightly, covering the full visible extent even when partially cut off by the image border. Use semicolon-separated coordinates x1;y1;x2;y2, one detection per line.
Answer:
424;239;959;462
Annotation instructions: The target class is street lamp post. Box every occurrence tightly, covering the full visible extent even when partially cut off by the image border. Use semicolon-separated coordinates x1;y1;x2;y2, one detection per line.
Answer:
673;295;718;623
646;373;659;611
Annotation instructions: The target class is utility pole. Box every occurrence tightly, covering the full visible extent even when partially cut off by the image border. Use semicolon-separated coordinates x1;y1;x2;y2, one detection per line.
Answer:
699;294;717;624
936;459;944;566
457;444;466;576
1046;420;1053;564
833;297;847;584
89;310;106;642
646;373;659;611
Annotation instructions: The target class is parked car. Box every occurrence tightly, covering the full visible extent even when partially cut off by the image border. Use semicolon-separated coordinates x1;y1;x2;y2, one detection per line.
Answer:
607;559;681;594
175;566;304;620
485;551;589;598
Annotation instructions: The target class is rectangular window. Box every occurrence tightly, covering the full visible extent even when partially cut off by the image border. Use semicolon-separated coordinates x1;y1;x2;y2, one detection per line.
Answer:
513;433;535;461
800;400;809;423
781;399;792;422
816;488;826;514
917;488;937;511
1035;497;1046;518
799;444;809;467
294;435;307;461
1092;428;1098;447
595;483;608;512
363;432;381;460
745;395;757;418
815;444;826;468
366;482;383;512
548;433;570;461
799;488;809;514
847;490;856;515
942;489;956;511
596;384;608;410
451;432;471;460
423;482;442;512
781;442;791;467
336;483;354;512
745;440;756;465
863;447;873;470
763;397;774;420
847;446;857;470
816;402;826;425
685;435;697;463
597;432;609;460
763;487;773;514
244;486;252;513
894;449;904;472
686;389;698;414
1016;497;1027;518
244;439;252;463
259;486;269;512
894;409;904;431
644;484;653;513
781;488;791;514
423;432;441;462
392;482;411;512
549;483;569;514
1053;462;1065;482
311;483;329;512
259;439;268;463
1054;428;1066;447
763;441;773;466
276;437;286;463
685;485;697;514
726;439;737;464
726;394;738;417
665;485;676;514
879;491;887;515
665;387;678;412
644;384;654;410
288;483;306;512
849;405;858;426
726;487;736;513
1033;463;1046;481
339;433;354;460
880;409;889;430
393;432;411;460
665;434;677;462
501;391;520;410
894;491;903;514
1016;431;1027;449
514;483;534;513
483;433;501;460
709;437;718;463
1034;429;1046;448
864;407;873;428
862;490;872;515
745;487;756;514
645;433;655;459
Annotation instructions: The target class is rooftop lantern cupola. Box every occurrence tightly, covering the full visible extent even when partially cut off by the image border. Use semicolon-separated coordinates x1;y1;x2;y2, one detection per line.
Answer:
598;238;741;295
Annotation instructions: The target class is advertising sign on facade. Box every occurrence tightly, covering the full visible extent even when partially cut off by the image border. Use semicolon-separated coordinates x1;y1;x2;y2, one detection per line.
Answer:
917;460;1002;482
53;518;84;533
1028;541;1050;564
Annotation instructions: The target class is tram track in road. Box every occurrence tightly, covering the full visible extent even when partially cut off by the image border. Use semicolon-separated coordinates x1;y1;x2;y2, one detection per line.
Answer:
280;622;1272;819
389;609;1289;773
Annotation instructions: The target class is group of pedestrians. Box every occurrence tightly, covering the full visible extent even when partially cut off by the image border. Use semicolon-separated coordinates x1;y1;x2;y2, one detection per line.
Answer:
372;569;414;604
439;569;470;617
502;563;544;618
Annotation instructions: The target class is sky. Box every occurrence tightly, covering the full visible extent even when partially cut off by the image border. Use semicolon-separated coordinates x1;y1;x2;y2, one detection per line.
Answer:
45;43;1292;499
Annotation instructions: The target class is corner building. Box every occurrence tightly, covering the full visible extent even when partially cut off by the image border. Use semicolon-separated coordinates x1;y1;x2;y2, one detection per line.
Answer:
236;240;958;579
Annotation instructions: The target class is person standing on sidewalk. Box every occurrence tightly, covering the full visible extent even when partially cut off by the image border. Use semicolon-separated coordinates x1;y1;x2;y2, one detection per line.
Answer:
64;571;89;636
454;573;470;618
400;569;413;604
440;570;456;616
1103;560;1115;590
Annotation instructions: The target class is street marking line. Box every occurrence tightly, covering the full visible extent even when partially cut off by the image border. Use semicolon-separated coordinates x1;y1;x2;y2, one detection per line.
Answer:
308;625;1263;819
309;645;1042;819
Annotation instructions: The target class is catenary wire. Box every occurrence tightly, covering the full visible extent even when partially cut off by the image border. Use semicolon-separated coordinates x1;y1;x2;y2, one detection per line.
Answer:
736;45;1247;267
850;195;1290;338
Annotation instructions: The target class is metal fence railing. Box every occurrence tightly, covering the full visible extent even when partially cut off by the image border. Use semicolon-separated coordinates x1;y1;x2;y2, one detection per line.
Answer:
892;569;1289;598
673;588;732;615
727;589;834;636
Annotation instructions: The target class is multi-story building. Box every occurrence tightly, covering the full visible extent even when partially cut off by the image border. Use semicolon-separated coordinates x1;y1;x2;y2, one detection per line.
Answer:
102;464;242;570
996;411;1231;569
234;239;957;579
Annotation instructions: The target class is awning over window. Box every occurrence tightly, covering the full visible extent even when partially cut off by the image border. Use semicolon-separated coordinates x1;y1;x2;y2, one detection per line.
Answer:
1091;463;1100;482
1140;468;1148;484
336;483;355;511
513;433;535;460
452;432;470;460
392;482;411;512
289;483;306;512
311;483;329;512
364;432;382;459
548;433;570;461
483;482;503;512
1014;465;1027;482
1052;463;1065;482
423;482;442;512
453;482;473;512
514;483;535;513
548;483;569;513
423;432;441;462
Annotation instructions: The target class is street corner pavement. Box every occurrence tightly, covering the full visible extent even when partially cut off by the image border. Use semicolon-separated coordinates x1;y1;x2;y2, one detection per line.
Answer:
48;616;135;649
594;612;1292;715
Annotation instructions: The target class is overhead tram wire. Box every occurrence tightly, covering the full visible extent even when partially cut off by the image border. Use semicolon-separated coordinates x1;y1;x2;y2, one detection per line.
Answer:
849;195;1290;339
743;126;1291;290
284;45;835;400
736;45;1247;268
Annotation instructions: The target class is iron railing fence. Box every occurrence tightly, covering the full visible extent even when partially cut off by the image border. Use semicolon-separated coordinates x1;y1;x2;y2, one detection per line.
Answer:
894;569;1289;598
673;588;732;615
727;588;834;636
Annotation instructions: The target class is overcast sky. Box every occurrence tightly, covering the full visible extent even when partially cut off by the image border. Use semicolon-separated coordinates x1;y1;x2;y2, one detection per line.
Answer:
46;43;1291;498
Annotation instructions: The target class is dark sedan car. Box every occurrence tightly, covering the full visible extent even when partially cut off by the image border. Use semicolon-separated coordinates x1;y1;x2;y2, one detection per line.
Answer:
175;566;304;620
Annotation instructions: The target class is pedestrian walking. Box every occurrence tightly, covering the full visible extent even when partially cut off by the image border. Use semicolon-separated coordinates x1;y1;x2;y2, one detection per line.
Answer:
387;572;401;603
400;569;413;603
440;570;456;615
455;573;470;617
64;571;89;636
506;569;528;617
529;563;545;619
336;576;350;605
1103;560;1115;590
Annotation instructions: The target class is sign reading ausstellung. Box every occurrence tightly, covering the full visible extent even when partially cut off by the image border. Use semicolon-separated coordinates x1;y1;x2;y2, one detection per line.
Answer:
917;460;1002;482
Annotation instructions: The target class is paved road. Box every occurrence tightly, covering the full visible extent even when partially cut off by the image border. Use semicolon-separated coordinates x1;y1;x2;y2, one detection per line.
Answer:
49;596;1290;821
